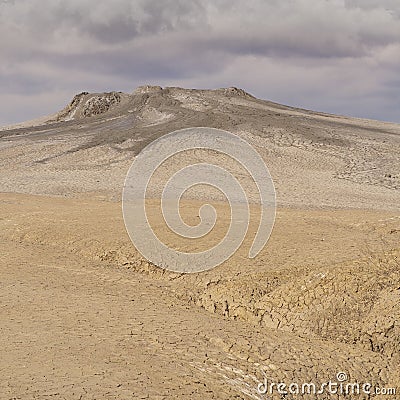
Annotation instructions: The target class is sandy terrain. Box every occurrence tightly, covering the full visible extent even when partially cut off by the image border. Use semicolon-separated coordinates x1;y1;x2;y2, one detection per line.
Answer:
0;86;399;399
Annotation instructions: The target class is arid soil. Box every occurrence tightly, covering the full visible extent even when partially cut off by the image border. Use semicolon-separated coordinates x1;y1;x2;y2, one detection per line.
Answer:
0;86;399;399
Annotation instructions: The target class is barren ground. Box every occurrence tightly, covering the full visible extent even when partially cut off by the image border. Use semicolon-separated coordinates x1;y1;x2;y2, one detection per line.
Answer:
0;86;399;399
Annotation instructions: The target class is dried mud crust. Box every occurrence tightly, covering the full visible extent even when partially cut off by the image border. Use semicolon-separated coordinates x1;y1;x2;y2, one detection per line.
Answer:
0;86;399;398
0;193;399;398
1;241;393;400
0;86;399;209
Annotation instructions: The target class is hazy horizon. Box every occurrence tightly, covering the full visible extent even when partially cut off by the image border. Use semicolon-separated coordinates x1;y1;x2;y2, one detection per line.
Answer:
1;0;400;125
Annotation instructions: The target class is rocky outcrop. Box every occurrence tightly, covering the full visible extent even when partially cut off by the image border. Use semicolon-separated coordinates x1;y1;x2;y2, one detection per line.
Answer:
57;91;89;121
133;85;163;94
56;91;122;121
220;87;254;98
82;92;121;117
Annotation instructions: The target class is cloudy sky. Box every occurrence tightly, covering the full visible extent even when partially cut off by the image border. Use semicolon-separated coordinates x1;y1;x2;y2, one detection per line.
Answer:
1;0;399;125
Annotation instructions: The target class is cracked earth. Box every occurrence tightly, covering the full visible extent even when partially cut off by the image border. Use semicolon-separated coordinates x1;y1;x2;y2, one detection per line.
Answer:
0;86;399;399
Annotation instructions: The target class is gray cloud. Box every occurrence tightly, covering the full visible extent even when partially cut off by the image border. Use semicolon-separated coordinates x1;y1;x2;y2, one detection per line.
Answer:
1;0;400;125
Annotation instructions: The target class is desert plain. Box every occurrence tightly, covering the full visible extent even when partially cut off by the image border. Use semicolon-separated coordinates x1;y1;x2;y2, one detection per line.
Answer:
0;86;399;399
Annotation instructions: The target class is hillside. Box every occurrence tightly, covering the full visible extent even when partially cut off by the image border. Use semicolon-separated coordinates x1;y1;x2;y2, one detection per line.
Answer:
0;86;399;399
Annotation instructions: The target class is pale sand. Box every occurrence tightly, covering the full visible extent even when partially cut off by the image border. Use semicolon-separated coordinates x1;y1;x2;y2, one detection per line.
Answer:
0;193;399;398
0;86;399;398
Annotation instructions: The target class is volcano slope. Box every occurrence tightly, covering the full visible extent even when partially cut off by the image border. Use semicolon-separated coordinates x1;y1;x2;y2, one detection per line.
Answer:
0;86;399;399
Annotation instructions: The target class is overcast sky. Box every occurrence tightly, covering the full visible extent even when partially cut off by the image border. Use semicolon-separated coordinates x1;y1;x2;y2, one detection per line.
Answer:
1;0;399;126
